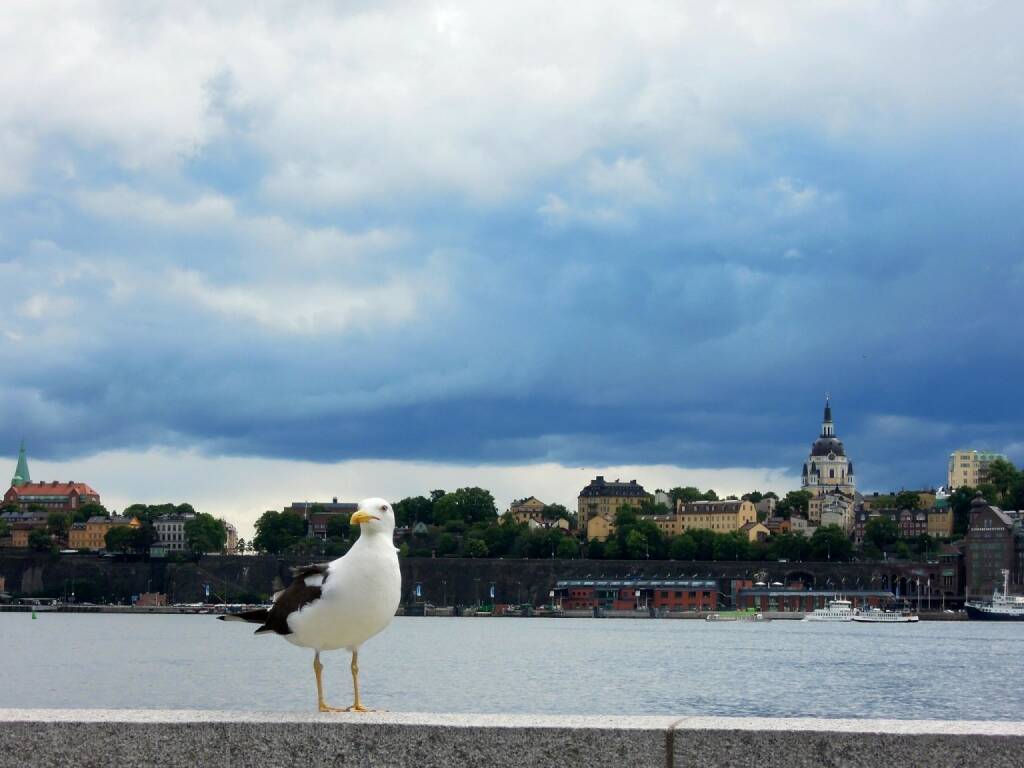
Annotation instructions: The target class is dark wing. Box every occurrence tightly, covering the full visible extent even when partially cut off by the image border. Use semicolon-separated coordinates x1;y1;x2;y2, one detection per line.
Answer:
291;562;331;583
256;563;330;636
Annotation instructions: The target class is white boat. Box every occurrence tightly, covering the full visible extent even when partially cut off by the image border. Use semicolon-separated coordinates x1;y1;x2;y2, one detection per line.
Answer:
852;606;919;623
803;598;857;622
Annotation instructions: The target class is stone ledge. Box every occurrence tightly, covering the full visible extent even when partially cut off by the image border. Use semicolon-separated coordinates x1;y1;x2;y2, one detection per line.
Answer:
1;710;1022;768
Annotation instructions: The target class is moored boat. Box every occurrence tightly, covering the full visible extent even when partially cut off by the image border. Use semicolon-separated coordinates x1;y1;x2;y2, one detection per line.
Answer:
965;570;1024;621
852;606;919;623
803;598;857;622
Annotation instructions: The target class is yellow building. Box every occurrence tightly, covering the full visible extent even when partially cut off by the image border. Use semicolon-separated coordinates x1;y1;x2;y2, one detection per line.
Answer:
586;514;615;542
740;521;771;543
678;500;757;534
578;477;650;540
68;515;140;551
927;508;953;538
508;496;548;525
948;449;1006;489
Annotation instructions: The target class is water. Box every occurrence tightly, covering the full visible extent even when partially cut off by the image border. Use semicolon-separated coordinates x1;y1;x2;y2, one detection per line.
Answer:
1;614;1021;719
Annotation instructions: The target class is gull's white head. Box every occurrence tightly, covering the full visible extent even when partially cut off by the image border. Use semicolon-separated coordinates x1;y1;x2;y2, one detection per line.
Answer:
350;497;396;537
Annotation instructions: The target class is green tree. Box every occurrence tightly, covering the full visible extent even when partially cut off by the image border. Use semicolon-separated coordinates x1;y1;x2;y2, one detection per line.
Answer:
437;533;458;556
743;491;765;504
72;502;109;523
464;538;489;557
184;513;227;555
555;537;579;558
809;524;852;561
47;511;71;538
432;487;497;525
768;532;810;561
668;534;697;560
894;491;922;510
253;510;306;554
541;503;571;521
28;528;53;552
947;486;978;537
105;525;135;553
986;458;1019;503
776;490;813;519
131;523;156;553
863;516;899;552
235;537;246;554
326;514;351;541
0;517;10;539
625;529;649;559
394;495;433;526
669;487;705;504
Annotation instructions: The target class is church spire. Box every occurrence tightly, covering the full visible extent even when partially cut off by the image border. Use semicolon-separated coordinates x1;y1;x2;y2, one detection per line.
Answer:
12;440;30;487
821;395;834;438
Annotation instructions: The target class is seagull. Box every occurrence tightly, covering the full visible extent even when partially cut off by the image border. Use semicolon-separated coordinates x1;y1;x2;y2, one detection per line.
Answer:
220;498;401;712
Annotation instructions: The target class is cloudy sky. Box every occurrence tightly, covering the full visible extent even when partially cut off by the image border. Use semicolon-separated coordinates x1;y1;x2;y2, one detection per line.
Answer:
2;2;1022;537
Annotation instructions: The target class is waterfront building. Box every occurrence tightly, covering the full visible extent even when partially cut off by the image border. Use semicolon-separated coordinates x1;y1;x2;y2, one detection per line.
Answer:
554;578;718;612
801;397;856;525
964;496;1024;598
578;477;650;540
285;498;358;540
736;588;891;613
153;513;196;553
68;516;140;551
948;449;1007;489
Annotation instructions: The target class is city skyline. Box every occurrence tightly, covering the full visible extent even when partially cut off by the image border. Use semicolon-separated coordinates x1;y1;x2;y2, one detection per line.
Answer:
2;4;1023;541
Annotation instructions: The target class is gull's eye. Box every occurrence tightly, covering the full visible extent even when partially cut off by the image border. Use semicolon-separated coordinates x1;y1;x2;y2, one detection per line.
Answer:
380;505;387;512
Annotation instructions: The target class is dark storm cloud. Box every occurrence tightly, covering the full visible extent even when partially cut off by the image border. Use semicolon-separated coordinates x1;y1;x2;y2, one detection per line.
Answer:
2;3;1023;492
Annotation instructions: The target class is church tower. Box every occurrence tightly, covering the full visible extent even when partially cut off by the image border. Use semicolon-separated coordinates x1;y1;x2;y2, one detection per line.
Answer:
11;440;31;487
801;397;856;530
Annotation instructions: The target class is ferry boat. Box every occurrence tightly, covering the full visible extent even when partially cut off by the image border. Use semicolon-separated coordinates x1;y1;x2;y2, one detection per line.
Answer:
852;606;919;623
803;598;857;622
965;570;1024;622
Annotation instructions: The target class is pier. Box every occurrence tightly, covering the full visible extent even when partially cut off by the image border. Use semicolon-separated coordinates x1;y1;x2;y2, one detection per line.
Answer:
1;710;1022;767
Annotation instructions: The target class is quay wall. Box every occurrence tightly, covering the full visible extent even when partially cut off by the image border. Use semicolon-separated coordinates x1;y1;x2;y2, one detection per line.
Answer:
0;710;1022;768
0;550;954;606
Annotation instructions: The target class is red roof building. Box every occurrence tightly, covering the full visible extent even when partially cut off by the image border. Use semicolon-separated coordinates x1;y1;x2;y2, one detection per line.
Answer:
4;481;101;512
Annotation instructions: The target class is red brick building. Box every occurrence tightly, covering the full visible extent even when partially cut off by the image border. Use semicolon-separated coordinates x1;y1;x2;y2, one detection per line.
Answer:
554;579;719;612
4;481;101;513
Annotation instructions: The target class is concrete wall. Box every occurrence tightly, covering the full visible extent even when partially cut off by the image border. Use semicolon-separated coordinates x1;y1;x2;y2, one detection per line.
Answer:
1;710;1022;768
0;550;958;605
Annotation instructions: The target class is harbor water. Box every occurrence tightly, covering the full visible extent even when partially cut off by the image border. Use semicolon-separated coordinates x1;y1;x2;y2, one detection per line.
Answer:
2;614;1022;719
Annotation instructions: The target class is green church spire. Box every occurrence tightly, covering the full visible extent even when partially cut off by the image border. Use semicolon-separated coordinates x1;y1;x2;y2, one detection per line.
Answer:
12;440;30;487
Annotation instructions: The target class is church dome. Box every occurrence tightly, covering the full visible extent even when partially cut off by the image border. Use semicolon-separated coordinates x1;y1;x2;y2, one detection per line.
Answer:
810;436;846;457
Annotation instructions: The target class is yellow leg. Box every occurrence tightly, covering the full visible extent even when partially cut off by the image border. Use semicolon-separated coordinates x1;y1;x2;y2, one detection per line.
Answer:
314;651;345;713
345;649;371;712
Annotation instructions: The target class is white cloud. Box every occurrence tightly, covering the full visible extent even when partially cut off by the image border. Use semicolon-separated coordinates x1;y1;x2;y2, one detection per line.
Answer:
27;448;800;541
167;268;425;336
3;3;1019;204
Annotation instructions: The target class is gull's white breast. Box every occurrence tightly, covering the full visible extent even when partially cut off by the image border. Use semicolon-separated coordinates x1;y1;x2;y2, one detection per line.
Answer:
285;538;401;652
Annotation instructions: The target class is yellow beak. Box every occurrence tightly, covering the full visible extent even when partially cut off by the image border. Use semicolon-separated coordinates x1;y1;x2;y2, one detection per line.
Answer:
350;509;378;525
